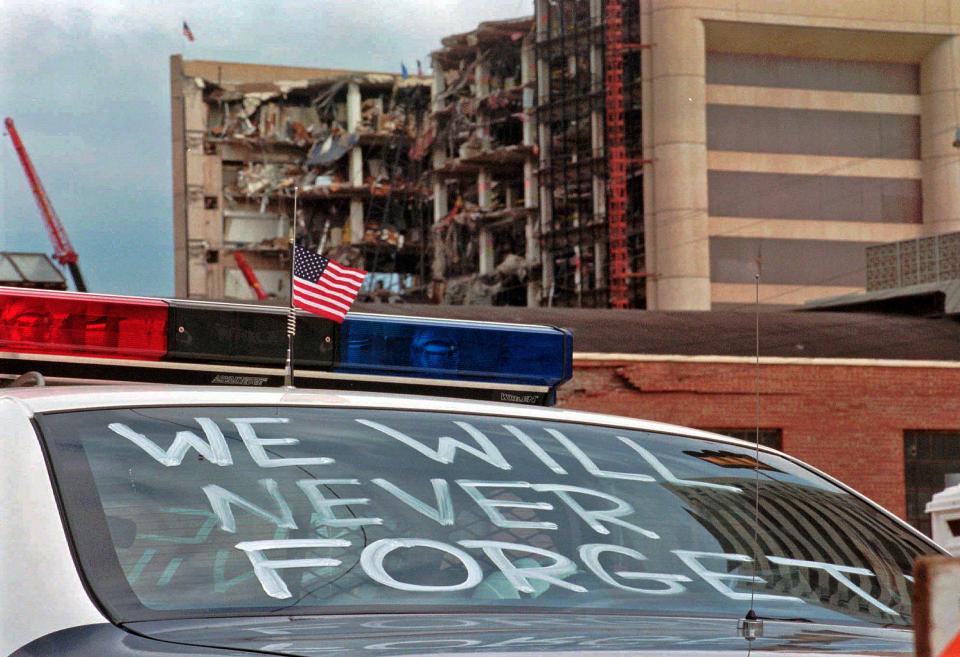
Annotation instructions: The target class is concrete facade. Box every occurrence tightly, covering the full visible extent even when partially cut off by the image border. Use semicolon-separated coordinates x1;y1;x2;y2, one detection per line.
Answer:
640;0;960;310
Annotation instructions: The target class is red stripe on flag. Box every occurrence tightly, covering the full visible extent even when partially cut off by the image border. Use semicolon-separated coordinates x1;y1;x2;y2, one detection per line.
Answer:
324;269;366;286
300;274;363;295
327;272;365;284
294;282;351;312
295;275;361;300
326;259;366;277
293;298;347;323
295;280;355;305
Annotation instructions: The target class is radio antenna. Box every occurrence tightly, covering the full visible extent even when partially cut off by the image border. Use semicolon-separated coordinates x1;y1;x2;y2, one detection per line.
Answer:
740;261;764;644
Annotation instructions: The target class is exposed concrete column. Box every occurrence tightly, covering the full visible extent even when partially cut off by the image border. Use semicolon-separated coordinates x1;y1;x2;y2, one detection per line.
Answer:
431;57;445;112
431;150;448;299
478;168;492;210
650;6;710;310
524;157;540;306
348;201;364;244
346;82;364;244
476;56;491;146
921;36;960;235
594;241;606;290
478;165;494;276
432;150;448;220
521;40;535;147
478;229;495;276
346;82;363;187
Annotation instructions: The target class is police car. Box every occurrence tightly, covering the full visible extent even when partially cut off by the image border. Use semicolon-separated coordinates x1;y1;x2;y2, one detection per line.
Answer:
0;287;943;656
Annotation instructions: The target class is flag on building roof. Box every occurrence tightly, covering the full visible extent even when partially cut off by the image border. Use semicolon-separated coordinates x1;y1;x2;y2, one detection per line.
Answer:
400;61;409;80
416;59;423;76
182;21;195;42
292;246;366;323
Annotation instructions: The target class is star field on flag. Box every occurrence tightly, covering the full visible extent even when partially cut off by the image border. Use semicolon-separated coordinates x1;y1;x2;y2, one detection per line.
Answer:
292;246;366;323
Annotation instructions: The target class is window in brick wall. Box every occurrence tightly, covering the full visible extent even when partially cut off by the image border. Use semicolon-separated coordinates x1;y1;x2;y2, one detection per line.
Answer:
700;428;783;451
904;430;960;537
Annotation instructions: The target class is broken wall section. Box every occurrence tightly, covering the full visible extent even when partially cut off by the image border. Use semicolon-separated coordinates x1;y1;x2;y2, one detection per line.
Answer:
172;55;433;303
428;16;541;306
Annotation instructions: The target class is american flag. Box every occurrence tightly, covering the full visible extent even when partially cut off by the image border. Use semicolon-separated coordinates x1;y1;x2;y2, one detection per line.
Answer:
182;21;195;42
292;246;366;323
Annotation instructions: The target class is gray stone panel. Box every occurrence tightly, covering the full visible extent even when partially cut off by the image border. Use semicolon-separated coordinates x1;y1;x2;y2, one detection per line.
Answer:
710;236;874;286
707;105;920;159
708;171;922;223
706;52;919;95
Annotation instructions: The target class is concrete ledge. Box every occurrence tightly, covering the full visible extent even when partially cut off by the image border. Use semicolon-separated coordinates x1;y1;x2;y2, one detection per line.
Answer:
707;84;921;114
708;216;924;242
711;281;863;305
708;150;922;179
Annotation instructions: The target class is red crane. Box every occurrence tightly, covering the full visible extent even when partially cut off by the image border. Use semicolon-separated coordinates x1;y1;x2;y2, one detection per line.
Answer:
233;251;268;300
4;117;87;292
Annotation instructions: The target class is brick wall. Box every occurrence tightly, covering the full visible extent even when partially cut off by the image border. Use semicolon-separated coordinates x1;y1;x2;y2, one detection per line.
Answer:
558;358;960;520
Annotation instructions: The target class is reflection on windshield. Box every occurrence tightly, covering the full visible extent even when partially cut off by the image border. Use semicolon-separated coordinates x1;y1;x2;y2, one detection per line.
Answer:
37;407;934;625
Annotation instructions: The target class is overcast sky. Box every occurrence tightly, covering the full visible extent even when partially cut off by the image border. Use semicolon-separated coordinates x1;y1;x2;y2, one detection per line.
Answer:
0;0;529;296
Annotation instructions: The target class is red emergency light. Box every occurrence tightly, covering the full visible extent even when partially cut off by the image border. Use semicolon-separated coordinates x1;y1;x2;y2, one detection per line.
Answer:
0;287;167;360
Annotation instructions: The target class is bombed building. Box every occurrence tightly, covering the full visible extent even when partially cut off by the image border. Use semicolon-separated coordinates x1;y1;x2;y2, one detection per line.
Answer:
170;58;432;302
171;1;960;310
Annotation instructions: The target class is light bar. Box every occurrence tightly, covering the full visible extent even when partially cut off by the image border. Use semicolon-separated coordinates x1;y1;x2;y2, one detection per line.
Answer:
0;287;573;405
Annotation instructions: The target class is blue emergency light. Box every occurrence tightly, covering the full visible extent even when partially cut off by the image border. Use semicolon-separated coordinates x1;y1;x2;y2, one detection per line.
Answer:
339;313;572;388
0;287;573;405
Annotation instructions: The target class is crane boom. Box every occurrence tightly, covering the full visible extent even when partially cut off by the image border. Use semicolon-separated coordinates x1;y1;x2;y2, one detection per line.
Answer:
233;251;268;300
4;117;87;292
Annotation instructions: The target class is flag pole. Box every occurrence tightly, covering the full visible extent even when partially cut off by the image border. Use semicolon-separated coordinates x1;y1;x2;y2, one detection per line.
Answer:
284;187;298;388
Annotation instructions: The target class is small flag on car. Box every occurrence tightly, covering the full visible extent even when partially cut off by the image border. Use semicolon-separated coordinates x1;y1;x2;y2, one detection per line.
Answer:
182;21;195;42
292;246;366;324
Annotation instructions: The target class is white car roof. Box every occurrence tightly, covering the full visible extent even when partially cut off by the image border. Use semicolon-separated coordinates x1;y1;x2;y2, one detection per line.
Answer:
3;384;754;448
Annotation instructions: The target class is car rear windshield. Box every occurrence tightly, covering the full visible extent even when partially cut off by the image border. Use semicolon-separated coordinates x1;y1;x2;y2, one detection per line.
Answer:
36;406;935;625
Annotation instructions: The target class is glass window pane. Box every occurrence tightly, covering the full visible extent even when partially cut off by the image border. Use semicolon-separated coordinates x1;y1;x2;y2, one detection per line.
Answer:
38;407;935;626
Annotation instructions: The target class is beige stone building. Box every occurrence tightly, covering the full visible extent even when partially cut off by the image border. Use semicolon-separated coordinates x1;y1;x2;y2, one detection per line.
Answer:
639;0;960;309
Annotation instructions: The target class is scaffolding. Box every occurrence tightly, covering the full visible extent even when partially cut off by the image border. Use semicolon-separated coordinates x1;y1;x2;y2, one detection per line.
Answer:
534;0;645;308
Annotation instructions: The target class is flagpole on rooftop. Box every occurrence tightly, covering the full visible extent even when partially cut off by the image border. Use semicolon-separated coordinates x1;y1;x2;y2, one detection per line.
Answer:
284;187;298;388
